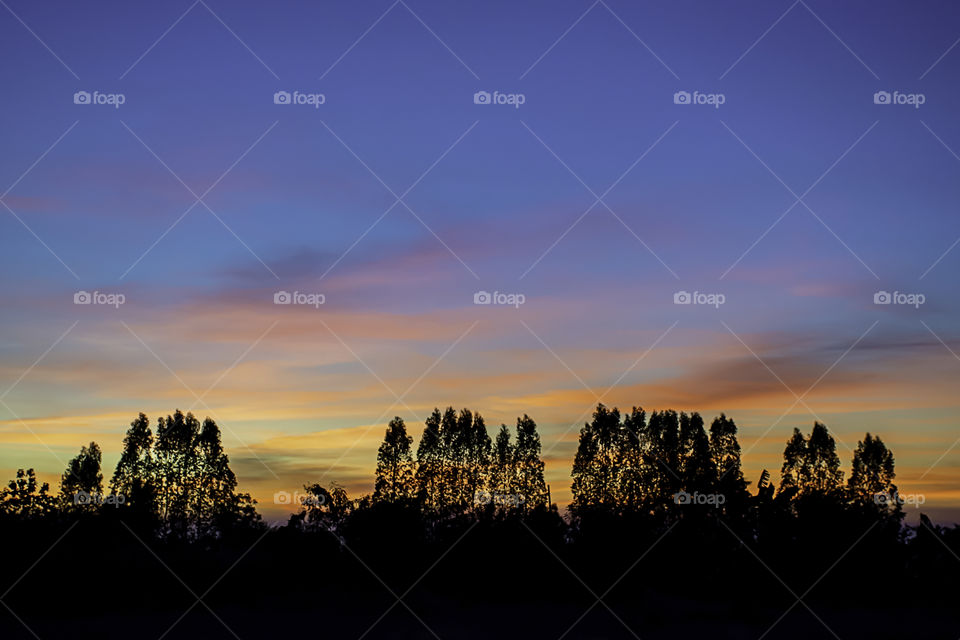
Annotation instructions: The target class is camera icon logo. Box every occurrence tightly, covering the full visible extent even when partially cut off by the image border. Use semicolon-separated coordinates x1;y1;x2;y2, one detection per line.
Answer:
274;491;292;504
473;291;492;305
274;291;292;305
673;91;691;105
274;91;291;105
74;291;92;304
73;91;91;105
673;491;691;505
473;91;491;105
873;290;891;305
73;490;93;505
300;493;326;508
673;290;691;304
873;91;891;105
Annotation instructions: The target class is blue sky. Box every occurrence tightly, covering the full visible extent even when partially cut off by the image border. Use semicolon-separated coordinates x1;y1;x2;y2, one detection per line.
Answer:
1;0;959;521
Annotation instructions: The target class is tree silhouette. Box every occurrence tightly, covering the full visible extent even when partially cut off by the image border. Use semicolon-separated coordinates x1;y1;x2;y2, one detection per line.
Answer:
571;404;753;519
155;409;200;531
709;415;743;484
848;433;896;499
373;417;415;503
779;422;844;497
513;414;548;513
59;441;103;511
439;407;462;509
653;410;682;501
679;412;718;497
463;410;492;509
490;424;514;501
848;432;900;522
618;407;651;513
709;414;749;515
779;427;807;495
415;408;445;512
0;469;54;519
571;404;623;514
0;401;956;637
295;482;351;534
110;412;156;512
806;422;844;494
413;406;499;514
193;417;253;536
106;410;254;537
756;468;775;500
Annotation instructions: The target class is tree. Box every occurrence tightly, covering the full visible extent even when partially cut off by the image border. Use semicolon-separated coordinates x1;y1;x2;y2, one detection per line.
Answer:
464;411;492;509
571;404;623;514
110;411;254;537
779;422;844;497
155;410;201;529
416;408;444;511
710;415;743;483
440;407;461;509
192;417;241;536
296;482;352;534
619;407;652;512
658;410;681;495
710;413;748;509
0;469;54;519
848;433;897;514
680;413;717;496
59;442;103;510
110;412;155;511
806;422;844;495
646;410;682;503
756;469;775;500
513;414;548;512
415;407;493;513
779;427;807;495
374;417;415;503
490;424;514;499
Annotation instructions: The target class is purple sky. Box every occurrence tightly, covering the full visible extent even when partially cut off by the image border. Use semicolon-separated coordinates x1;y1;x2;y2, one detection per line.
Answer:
1;0;959;522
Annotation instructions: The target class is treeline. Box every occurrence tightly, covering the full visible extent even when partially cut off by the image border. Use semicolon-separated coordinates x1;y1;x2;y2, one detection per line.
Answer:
287;409;552;532
0;406;555;536
0;410;259;539
567;406;904;523
1;404;959;634
570;407;750;516
0;404;937;536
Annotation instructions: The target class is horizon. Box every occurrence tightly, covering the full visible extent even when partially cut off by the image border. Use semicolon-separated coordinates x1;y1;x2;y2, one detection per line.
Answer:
2;0;960;525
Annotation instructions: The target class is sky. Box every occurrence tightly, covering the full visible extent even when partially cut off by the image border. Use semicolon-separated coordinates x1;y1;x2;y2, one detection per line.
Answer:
1;0;959;523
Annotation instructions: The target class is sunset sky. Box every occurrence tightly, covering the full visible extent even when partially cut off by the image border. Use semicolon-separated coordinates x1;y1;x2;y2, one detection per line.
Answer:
1;0;959;522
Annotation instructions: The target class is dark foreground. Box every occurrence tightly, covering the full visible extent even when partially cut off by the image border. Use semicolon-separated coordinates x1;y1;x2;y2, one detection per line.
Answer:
3;596;957;639
1;510;958;640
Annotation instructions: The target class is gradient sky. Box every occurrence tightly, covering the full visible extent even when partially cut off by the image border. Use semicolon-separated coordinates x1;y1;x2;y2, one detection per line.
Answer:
1;0;959;522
